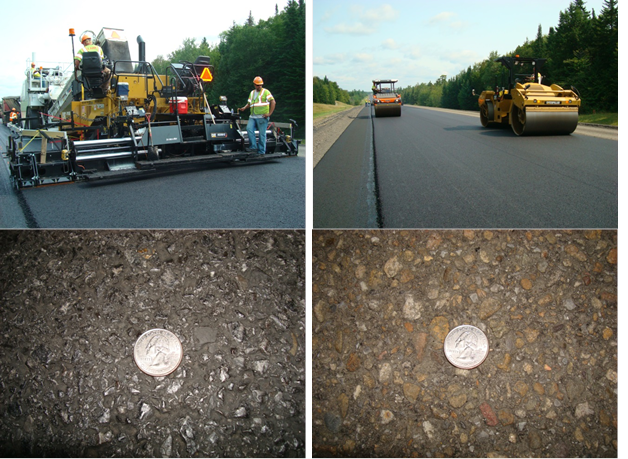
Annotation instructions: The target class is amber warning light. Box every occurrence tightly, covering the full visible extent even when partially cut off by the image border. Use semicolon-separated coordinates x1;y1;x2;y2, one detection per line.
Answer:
69;28;75;36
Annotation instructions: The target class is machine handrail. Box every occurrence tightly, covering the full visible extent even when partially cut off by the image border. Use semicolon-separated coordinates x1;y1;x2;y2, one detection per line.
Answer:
112;60;165;87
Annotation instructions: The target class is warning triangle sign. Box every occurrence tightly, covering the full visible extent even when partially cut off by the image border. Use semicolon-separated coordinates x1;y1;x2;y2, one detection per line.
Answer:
200;67;213;82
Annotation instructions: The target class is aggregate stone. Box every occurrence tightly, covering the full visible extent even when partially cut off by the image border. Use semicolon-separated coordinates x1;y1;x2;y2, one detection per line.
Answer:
313;230;616;458
0;230;305;458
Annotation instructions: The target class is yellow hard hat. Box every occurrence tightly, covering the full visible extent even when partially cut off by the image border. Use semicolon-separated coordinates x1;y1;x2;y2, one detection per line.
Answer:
253;76;264;85
81;34;91;44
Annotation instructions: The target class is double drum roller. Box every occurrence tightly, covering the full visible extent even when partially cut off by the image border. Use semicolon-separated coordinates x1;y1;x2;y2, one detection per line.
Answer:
371;79;402;117
476;56;581;136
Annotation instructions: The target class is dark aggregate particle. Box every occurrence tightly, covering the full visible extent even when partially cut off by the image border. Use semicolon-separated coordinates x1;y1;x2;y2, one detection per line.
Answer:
0;230;305;457
312;230;617;458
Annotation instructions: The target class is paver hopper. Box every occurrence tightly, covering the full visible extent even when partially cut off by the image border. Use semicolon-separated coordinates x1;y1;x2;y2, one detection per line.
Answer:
476;56;581;136
372;79;401;117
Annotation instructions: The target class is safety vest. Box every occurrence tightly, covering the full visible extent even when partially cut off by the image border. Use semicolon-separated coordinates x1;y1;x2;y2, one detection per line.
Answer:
248;88;274;115
10;110;18;121
76;44;104;62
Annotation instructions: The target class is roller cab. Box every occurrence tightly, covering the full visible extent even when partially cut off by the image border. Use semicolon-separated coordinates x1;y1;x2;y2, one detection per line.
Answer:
476;56;581;136
372;79;402;117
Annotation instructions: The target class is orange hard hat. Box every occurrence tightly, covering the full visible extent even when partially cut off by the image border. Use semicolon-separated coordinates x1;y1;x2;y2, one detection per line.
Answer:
81;34;91;44
253;76;264;85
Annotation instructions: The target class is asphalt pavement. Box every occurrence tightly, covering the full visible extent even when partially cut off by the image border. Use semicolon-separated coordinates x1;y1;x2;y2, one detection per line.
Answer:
0;230;305;457
312;229;617;457
0;124;305;229
313;106;617;229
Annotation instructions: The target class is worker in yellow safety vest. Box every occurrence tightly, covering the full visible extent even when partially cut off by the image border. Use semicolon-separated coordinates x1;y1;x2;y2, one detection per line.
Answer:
74;34;111;92
30;63;41;78
238;76;276;156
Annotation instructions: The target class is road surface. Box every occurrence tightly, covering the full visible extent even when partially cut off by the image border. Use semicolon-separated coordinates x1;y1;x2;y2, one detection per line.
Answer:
313;105;617;229
0;125;305;229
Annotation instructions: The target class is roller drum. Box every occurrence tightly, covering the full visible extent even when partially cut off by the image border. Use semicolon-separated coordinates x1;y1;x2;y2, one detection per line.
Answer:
374;104;401;117
511;106;579;136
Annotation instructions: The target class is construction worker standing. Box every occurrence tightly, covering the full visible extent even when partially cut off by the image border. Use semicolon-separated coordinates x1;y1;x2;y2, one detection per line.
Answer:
74;34;111;92
238;76;275;155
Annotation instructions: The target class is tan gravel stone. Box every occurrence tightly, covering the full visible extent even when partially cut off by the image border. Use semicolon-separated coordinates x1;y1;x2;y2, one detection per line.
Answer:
429;316;450;348
521;278;533;290
479;298;502;320
514;380;529;397
607;247;617;264
346;353;360;372
403;383;421;402
384;255;402;278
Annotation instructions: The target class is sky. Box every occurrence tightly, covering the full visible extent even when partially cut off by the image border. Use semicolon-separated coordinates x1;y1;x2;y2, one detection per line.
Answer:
313;0;609;91
0;0;292;98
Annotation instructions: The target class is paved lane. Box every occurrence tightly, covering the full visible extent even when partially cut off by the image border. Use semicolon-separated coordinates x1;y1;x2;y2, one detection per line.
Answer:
375;107;616;228
0;125;304;229
313;106;617;228
313;107;378;228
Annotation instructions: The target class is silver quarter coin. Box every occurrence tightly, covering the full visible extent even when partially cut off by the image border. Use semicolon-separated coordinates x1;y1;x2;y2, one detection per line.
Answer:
444;325;489;369
134;329;183;377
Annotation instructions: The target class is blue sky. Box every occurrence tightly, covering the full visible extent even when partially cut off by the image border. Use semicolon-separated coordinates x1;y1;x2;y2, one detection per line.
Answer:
313;0;609;91
0;0;291;98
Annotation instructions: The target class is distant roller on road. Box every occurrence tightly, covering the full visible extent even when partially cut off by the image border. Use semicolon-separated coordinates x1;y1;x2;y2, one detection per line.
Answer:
372;79;402;117
475;56;580;136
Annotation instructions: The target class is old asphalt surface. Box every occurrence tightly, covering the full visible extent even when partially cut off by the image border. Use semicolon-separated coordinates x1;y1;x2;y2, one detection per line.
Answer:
312;230;617;458
0;230;305;457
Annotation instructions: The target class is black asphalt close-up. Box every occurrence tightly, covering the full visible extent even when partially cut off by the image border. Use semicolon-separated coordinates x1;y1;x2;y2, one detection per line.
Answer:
0;230;305;457
312;230;617;458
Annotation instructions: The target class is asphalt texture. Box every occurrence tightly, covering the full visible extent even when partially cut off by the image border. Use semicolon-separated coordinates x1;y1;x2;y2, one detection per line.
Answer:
0;230;305;457
312;230;617;458
0;125;305;229
313;109;376;228
313;106;617;229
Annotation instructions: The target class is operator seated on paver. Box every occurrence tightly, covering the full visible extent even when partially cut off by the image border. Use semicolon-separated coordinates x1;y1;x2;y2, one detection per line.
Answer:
74;33;111;92
9;108;19;124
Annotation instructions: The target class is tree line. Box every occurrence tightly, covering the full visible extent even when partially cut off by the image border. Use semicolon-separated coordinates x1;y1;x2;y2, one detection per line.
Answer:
400;0;617;114
152;1;305;134
313;76;368;106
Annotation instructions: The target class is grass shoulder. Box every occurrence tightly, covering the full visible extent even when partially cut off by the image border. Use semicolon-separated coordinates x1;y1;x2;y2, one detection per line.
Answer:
578;112;617;126
314;102;358;120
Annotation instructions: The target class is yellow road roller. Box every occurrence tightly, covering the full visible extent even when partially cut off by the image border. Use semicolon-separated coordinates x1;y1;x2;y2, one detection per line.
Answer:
372;79;402;117
476;56;581;135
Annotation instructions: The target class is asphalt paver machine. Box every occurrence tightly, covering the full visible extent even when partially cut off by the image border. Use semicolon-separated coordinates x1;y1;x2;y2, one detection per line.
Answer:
6;28;299;188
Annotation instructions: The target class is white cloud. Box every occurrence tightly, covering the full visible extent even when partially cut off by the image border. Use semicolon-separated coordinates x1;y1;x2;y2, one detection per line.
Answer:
403;45;422;60
324;22;376;35
319;6;340;23
429;12;457;24
427;11;467;30
352;53;373;63
448;21;467;29
446;50;481;64
313;53;348;66
382;38;399;50
361;4;399;22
